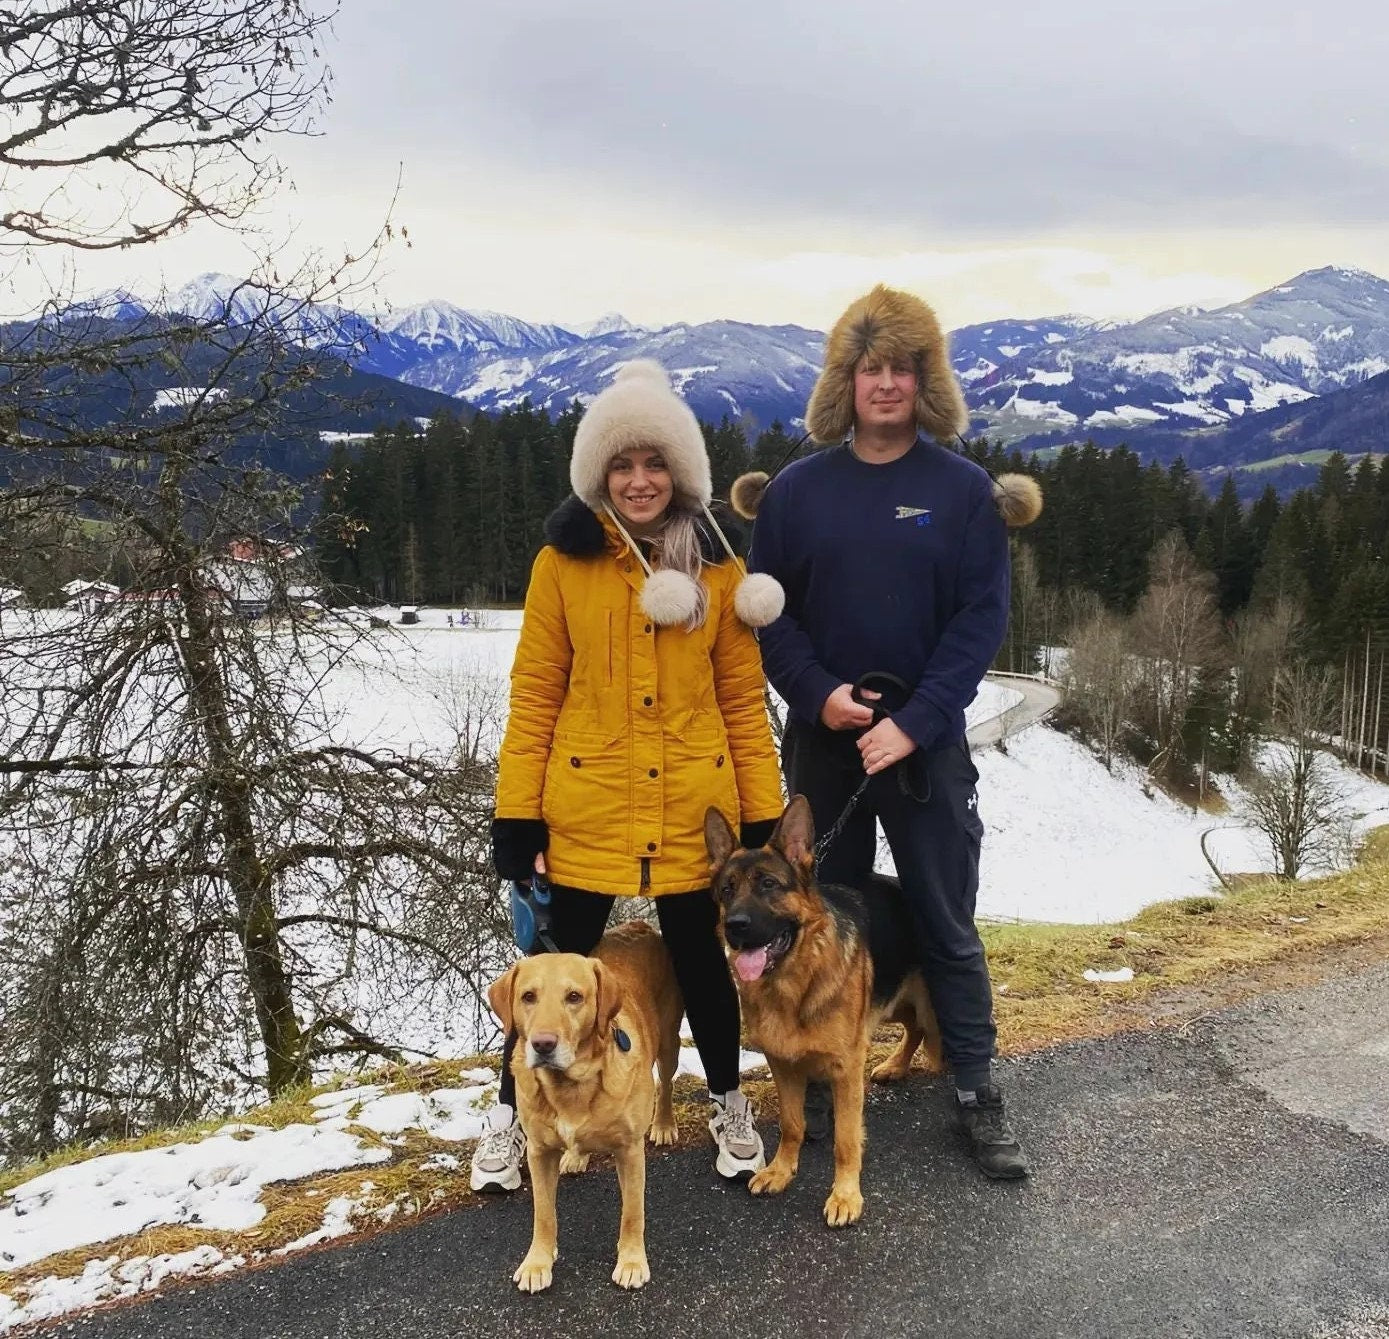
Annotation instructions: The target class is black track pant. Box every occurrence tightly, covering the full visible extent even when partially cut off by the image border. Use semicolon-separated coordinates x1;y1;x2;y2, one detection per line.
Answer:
497;884;741;1108
783;718;996;1091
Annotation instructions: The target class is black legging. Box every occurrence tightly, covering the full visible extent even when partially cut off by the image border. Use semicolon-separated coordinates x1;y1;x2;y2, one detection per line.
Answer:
497;884;741;1107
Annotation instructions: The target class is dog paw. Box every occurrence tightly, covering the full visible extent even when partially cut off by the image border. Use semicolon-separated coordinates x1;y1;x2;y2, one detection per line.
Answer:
513;1253;555;1293
559;1149;590;1175
749;1162;795;1196
823;1186;863;1227
612;1253;650;1290
870;1060;908;1083
648;1120;679;1147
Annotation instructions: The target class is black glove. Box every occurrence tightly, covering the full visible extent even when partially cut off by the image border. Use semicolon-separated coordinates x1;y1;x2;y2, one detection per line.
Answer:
491;818;549;882
739;818;778;851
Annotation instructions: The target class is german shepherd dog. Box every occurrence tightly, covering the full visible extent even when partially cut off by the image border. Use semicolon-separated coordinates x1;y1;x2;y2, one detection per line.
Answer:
704;795;941;1226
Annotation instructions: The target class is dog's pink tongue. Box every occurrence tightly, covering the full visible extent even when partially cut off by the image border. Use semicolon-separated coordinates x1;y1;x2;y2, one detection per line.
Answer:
733;947;769;982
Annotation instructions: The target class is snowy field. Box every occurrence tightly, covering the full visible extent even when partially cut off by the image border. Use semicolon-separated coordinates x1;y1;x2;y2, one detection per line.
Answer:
332;606;1389;924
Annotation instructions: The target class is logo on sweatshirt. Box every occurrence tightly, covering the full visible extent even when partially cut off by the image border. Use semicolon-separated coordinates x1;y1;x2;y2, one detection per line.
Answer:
895;505;932;526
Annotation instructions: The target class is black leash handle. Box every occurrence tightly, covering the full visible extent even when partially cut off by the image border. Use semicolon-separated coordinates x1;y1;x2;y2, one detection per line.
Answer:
813;670;932;870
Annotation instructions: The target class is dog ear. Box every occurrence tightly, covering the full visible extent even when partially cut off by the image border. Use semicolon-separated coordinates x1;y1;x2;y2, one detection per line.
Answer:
704;805;737;869
487;963;518;1034
591;960;623;1037
771;795;816;870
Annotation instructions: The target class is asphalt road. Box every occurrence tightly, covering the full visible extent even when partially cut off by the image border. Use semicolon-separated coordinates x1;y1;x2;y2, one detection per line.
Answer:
968;675;1061;749
45;962;1389;1339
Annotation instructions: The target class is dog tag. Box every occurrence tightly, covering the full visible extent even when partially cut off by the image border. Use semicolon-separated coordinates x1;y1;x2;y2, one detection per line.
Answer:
613;1026;632;1052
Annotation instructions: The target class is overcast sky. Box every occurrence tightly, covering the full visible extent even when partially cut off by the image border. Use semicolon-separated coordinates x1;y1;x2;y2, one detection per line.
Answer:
26;0;1389;331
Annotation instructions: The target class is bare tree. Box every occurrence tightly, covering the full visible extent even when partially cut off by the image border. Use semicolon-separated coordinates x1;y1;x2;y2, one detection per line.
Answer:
1241;666;1349;880
1062;612;1139;770
1229;598;1302;771
1130;532;1227;785
2;1;331;252
0;3;509;1160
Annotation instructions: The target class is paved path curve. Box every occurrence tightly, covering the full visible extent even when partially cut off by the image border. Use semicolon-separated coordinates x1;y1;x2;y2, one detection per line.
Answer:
47;961;1389;1339
967;673;1062;748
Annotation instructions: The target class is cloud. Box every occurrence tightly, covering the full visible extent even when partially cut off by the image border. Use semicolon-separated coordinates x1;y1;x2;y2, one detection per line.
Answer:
14;0;1389;328
315;0;1389;236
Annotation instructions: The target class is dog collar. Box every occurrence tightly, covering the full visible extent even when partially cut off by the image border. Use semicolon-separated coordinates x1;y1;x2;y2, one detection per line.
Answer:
612;1025;632;1053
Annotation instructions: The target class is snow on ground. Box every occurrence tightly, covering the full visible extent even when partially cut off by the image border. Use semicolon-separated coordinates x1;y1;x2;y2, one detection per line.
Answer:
331;609;1389;925
0;1048;768;1328
1;1120;395;1272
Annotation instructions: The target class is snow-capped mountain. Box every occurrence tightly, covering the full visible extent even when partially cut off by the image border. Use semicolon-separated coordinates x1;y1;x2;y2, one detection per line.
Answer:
69;289;152;323
578;312;646;339
951;315;1114;390
374;301;580;359
61;265;1389;465
156;273;424;380
964;266;1389;448
401;320;825;429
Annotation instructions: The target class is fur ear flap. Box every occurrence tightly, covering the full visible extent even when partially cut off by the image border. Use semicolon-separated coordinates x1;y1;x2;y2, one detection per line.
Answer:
704;806;738;870
771;795;816;870
487;964;519;1034
591;960;623;1039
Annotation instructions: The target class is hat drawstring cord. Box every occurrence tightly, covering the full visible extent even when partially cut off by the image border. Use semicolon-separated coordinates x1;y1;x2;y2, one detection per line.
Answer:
600;502;660;579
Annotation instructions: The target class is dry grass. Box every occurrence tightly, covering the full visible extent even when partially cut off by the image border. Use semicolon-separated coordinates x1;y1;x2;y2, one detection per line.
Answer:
5;839;1389;1299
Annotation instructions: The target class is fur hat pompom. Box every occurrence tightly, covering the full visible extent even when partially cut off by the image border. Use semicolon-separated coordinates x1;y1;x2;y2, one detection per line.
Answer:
993;473;1044;528
729;470;770;521
733;571;785;628
570;359;711;513
640;568;703;626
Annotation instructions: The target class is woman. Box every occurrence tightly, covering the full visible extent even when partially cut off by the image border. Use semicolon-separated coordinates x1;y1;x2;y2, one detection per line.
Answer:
473;360;787;1192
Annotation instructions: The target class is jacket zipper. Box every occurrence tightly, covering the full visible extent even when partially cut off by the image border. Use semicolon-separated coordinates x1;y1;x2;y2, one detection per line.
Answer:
640;857;651;894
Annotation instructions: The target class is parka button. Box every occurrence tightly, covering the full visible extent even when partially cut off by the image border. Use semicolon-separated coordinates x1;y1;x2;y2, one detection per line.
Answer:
623;562;632;573
649;768;658;778
643;696;653;707
570;756;581;768
716;755;725;767
647;842;657;852
644;623;652;633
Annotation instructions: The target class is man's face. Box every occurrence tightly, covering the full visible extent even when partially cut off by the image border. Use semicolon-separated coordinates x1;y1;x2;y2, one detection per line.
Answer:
853;355;917;433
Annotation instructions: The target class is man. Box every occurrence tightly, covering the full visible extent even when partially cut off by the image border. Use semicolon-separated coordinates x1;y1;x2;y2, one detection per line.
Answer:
735;284;1041;1179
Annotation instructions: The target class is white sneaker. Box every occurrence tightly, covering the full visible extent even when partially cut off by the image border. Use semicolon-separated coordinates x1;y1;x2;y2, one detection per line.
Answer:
470;1108;526;1192
708;1089;766;1180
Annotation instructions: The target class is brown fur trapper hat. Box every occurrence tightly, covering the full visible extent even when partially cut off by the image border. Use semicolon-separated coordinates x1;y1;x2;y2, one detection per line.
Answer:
571;359;711;511
806;284;967;446
730;284;1044;528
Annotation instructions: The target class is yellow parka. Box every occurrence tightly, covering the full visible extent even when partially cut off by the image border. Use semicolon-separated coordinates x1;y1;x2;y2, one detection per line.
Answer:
495;500;784;897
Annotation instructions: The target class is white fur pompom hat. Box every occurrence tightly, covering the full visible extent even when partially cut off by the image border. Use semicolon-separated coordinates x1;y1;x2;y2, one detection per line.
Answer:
570;359;784;630
572;360;711;511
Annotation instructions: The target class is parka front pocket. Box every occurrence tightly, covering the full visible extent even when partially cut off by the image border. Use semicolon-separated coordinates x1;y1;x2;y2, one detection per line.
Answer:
662;727;739;827
541;730;627;836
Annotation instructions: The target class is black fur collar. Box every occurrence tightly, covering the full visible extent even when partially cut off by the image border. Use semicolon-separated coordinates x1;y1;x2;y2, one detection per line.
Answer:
543;495;746;562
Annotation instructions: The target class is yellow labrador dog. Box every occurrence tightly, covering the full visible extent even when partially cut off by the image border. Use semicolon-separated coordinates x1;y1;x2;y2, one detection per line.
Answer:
487;921;682;1292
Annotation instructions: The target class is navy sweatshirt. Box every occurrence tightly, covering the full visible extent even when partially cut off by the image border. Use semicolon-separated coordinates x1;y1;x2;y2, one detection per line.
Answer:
748;439;1010;752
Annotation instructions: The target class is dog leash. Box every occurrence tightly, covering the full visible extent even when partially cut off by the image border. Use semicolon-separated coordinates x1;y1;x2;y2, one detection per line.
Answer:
812;773;872;870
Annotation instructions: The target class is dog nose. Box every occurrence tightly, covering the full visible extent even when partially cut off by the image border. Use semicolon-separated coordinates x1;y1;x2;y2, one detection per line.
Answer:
724;912;752;941
531;1032;558;1056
